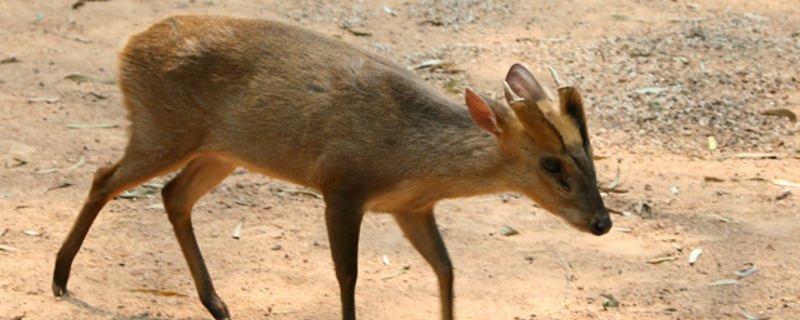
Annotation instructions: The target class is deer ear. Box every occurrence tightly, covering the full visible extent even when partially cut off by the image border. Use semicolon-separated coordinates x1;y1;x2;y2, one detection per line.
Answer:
558;87;592;154
504;63;548;105
465;88;502;136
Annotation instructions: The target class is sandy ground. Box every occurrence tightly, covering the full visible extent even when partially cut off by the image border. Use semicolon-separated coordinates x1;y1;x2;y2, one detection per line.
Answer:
1;0;800;319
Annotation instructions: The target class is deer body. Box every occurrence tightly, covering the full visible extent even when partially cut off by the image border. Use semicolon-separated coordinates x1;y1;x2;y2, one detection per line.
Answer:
53;15;610;320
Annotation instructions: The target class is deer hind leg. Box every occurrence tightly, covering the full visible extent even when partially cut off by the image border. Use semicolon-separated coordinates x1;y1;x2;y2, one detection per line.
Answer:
161;154;236;320
53;144;193;297
393;210;454;320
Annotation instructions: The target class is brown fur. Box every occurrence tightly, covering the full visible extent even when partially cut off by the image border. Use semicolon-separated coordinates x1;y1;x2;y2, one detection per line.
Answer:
52;15;610;320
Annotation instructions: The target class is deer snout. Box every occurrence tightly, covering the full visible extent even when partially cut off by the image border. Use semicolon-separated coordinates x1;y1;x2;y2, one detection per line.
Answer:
589;215;612;236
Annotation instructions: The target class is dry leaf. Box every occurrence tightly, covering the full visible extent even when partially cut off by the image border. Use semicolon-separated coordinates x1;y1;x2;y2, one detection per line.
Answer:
445;80;462;94
500;225;519;236
708;136;717;150
600;293;620;309
689;248;703;265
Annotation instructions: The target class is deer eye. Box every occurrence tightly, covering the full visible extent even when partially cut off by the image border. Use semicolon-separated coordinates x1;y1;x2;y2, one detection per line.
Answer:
543;158;561;174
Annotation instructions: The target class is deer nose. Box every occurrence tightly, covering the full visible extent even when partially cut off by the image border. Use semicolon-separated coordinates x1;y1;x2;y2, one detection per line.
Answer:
590;216;612;236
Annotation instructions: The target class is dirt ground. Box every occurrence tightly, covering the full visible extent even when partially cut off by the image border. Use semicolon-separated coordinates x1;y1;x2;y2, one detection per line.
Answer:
1;0;799;319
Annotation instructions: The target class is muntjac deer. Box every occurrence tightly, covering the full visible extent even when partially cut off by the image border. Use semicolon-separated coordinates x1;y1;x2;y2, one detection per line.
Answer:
52;15;611;320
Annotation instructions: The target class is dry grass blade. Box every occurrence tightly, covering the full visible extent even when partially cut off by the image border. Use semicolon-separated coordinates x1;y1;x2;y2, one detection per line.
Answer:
340;25;371;37
701;213;734;223
776;188;791;200
67;155;86;170
742;311;769;320
523;249;570;299
633;87;667;94
645;256;676;264
118;188;156;199
383;4;397;16
132;289;189;297
278;187;323;199
0;244;21;252
772;179;800;187
609;14;654;23
232;217;245;239
28;97;61;103
735;263;758;277
5;157;29;168
44;182;75;192
145;203;165;210
89;91;108;99
380;264;410;280
760;108;797;122
64;74;116;84
704;176;725;182
62;34;92;43
707;279;739;286
72;0;111;9
0;57;21;64
605;165;622;189
735;153;777;159
66;124;119;129
407;59;451;70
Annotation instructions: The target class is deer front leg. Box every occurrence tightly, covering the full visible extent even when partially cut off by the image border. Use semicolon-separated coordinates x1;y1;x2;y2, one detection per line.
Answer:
393;209;454;320
325;193;366;320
